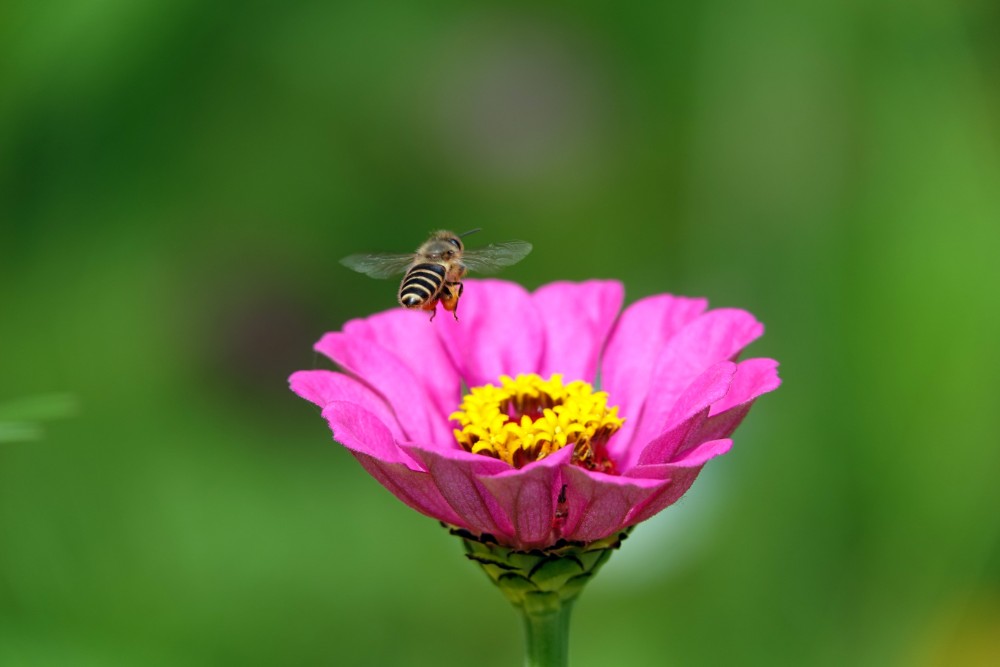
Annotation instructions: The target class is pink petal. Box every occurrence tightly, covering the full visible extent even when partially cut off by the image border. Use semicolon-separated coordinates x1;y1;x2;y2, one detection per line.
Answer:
532;281;624;383
671;437;733;467
629;361;736;468
685;357;781;445
315;332;448;444
289;370;404;441
602;294;708;459
630;407;710;469
624;439;733;524
666;361;737;430
343;309;461;423
622;308;764;458
432;280;544;387
625;358;779;468
710;358;781;416
353;452;467;528
559;465;667;544
401;443;515;543
479;447;574;550
320;400;413;466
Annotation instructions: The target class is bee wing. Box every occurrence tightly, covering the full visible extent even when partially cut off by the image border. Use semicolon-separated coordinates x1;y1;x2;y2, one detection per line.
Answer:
339;252;415;279
461;241;533;274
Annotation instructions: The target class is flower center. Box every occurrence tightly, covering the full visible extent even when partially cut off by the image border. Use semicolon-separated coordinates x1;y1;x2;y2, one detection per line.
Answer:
450;374;624;471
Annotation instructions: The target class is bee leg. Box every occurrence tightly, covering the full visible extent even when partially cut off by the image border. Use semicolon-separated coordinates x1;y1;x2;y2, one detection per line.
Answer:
452;282;464;320
420;296;440;322
441;282;463;321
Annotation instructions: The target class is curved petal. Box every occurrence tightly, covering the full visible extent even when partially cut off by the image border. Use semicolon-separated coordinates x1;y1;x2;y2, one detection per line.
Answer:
559;465;667;544
353;452;467;528
479;447;574;550
289;370;404;441
623;309;763;458
320;400;413;466
343;309;461;423
687;357;781;444
315;332;448;444
602;294;708;459
630;407;709;470
710;358;781;416
629;361;736;468
624;358;779;469
401;443;515;543
532;280;624;383
432;280;544;387
624;439;732;524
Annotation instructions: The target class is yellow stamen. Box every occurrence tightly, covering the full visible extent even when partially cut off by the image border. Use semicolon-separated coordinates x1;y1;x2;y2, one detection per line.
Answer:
450;374;625;471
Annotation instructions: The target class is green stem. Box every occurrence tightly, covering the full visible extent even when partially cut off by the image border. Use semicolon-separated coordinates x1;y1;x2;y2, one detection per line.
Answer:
521;598;574;667
452;527;631;666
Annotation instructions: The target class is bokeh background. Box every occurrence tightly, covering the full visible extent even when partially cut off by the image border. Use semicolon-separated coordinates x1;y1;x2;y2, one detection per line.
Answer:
3;1;999;665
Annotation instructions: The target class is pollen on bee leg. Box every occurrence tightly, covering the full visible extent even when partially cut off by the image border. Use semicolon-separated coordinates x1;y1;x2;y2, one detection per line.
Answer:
449;374;625;471
440;282;462;321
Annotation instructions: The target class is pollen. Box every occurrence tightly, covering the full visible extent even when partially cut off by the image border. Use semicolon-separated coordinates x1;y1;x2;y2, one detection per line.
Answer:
450;374;624;471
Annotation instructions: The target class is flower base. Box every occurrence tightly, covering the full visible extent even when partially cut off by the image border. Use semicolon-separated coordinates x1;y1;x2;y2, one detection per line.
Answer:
448;526;632;667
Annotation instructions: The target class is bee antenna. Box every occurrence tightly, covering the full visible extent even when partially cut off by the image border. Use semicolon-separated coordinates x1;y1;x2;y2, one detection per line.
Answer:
459;228;482;238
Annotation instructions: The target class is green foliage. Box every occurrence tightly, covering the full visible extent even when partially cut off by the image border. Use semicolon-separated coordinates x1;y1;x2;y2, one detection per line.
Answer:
0;394;77;443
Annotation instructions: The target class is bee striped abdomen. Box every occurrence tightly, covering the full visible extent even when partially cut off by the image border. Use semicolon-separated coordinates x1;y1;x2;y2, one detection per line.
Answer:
398;263;446;307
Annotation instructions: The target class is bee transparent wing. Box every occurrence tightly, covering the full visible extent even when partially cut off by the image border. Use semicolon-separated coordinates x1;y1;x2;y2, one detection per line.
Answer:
339;252;415;279
461;241;533;274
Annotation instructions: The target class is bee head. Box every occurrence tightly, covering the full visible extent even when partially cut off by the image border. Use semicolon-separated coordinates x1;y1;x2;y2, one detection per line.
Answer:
428;231;464;259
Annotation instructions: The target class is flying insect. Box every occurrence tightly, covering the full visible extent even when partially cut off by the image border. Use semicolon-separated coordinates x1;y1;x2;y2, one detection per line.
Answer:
340;230;532;320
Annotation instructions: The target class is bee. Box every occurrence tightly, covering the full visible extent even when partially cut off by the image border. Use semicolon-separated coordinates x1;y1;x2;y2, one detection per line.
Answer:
340;230;532;320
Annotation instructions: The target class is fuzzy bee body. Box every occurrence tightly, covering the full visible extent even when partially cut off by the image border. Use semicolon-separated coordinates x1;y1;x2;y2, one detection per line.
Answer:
399;262;449;309
340;230;531;320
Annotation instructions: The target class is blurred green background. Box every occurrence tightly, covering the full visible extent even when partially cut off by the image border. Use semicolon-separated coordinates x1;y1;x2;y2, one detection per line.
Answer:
3;1;999;665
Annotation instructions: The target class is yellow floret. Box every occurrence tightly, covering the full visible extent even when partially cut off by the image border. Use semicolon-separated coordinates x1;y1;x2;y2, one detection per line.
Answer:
450;373;624;470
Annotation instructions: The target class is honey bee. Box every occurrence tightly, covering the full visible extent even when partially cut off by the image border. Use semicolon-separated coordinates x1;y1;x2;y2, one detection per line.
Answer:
340;230;532;320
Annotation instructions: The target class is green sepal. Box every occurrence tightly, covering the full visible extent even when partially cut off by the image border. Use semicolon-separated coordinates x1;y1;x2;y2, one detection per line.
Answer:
447;526;631;609
448;527;632;666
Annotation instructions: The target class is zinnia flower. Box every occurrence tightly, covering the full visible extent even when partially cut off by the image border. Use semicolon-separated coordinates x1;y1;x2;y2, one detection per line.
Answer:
289;279;780;552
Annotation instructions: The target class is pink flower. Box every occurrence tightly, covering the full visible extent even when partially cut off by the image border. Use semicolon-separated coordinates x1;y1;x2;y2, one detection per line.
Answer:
289;279;780;551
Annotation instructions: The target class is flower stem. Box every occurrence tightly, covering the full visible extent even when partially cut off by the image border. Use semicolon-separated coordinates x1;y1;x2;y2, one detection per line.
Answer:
451;527;632;667
521;597;574;667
